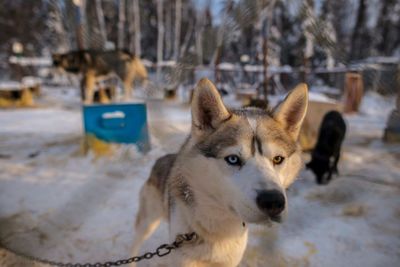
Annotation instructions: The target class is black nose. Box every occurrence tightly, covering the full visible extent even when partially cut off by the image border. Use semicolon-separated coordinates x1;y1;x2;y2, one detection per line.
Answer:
256;190;285;217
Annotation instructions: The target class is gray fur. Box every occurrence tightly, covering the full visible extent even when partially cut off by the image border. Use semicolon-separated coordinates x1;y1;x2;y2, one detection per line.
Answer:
147;154;177;195
195;123;240;158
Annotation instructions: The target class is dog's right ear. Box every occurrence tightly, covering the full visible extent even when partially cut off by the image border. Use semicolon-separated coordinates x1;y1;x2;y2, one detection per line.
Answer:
191;78;230;136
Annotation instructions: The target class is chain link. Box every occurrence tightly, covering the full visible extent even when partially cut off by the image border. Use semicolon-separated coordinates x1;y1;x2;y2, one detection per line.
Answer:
0;232;197;267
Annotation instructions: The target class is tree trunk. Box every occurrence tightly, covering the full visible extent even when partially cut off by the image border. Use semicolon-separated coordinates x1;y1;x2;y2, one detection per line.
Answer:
173;0;182;61
301;0;315;84
128;0;135;53
52;2;71;51
118;0;126;49
350;0;367;60
133;0;141;57
383;69;400;142
376;0;396;55
213;0;233;83
157;0;165;82
262;33;268;102
75;0;87;50
180;8;194;58
165;1;173;59
214;45;222;84
195;13;204;65
95;0;107;49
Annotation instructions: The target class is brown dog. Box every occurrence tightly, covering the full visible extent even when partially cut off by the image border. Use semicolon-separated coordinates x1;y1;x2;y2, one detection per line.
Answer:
52;50;148;104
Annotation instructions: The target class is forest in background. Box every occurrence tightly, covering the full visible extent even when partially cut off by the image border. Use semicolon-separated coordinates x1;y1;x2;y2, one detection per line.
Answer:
0;0;399;74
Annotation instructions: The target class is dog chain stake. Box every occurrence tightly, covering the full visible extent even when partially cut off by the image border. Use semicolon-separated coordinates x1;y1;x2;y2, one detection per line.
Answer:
0;232;197;267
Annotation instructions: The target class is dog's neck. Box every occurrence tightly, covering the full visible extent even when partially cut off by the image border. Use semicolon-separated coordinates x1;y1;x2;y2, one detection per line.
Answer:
170;171;248;242
168;182;248;267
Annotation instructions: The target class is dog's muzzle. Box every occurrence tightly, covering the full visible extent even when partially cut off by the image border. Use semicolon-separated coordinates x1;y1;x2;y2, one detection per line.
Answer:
256;189;285;221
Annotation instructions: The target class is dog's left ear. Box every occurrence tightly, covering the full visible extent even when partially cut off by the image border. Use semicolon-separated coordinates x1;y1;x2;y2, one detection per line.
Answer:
191;78;230;136
273;83;308;140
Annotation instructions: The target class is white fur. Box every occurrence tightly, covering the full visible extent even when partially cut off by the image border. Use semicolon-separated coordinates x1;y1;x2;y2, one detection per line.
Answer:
247;117;257;133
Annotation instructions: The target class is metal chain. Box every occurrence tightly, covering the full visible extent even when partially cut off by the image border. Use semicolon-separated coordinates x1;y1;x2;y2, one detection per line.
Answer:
0;232;197;267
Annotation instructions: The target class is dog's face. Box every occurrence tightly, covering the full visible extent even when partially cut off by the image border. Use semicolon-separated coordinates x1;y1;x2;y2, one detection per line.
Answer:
185;78;308;224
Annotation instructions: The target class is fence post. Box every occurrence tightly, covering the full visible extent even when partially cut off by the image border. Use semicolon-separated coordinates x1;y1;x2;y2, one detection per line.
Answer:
344;72;364;113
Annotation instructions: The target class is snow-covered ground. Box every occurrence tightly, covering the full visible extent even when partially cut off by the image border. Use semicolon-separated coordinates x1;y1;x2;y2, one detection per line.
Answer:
0;86;399;267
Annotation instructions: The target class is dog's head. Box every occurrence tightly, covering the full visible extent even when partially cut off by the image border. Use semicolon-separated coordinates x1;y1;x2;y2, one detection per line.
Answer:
52;52;83;73
183;78;308;224
306;157;332;185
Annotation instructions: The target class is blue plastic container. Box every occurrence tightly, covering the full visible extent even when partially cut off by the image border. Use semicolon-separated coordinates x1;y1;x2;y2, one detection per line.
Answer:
82;103;150;151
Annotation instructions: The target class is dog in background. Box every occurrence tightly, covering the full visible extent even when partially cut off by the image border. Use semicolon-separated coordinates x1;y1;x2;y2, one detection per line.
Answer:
132;78;308;266
52;50;148;104
306;110;346;185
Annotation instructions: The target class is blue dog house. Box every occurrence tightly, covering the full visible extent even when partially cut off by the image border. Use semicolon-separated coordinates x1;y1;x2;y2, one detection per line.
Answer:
82;103;150;151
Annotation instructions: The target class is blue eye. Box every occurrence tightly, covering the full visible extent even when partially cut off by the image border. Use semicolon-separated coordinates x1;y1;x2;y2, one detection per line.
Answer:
224;155;242;166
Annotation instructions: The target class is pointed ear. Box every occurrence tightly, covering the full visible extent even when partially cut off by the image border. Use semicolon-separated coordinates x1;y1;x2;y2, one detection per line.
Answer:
191;78;230;135
273;83;308;140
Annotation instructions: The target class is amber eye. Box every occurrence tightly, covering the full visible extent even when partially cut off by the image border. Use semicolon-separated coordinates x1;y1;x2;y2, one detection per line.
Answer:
272;156;285;165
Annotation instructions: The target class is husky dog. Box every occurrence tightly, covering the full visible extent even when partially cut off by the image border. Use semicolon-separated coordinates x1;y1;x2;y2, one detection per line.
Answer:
306;111;346;185
132;78;308;266
52;50;148;104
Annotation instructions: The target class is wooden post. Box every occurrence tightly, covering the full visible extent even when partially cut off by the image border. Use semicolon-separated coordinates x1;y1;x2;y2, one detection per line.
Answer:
344;72;364;113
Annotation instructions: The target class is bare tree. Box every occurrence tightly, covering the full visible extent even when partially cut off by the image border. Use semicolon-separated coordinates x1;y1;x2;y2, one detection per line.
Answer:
118;0;126;49
195;9;204;65
350;0;370;60
173;0;182;61
179;4;195;58
300;0;316;83
47;1;71;51
375;0;399;56
259;0;277;101
157;0;165;81
213;0;234;83
75;0;87;50
165;1;173;59
95;0;107;48
128;0;135;53
133;0;141;56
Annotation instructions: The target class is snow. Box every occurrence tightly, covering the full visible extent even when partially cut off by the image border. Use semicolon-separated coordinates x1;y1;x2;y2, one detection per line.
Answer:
21;77;42;86
217;62;236;71
364;56;400;64
308;91;337;104
0;81;21;90
0;86;399;267
8;56;52;67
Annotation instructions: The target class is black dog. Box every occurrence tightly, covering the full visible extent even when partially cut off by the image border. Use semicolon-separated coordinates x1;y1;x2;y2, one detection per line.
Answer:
306;111;346;185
